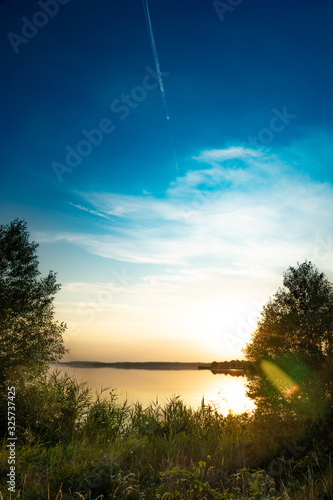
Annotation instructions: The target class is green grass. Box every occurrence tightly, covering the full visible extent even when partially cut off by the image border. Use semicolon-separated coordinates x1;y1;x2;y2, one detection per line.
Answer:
0;371;332;499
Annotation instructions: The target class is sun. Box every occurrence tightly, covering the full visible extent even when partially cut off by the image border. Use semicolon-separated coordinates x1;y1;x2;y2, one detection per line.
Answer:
189;303;245;359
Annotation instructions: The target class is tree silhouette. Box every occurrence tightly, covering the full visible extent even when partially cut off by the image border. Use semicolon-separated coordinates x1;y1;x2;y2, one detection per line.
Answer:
243;261;333;420
0;219;67;378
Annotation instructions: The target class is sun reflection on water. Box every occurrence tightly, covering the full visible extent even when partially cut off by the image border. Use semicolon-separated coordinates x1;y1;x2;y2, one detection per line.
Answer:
49;365;255;416
202;375;256;416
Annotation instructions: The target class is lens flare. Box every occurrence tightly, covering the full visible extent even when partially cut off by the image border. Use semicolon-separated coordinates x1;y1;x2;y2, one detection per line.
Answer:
261;360;300;398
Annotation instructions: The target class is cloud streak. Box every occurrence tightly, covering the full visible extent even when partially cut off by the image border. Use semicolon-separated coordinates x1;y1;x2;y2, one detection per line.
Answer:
39;148;332;273
68;202;110;219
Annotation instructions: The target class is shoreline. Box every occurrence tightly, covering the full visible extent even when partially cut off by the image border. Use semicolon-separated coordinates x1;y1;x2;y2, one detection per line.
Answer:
53;361;212;370
52;361;246;374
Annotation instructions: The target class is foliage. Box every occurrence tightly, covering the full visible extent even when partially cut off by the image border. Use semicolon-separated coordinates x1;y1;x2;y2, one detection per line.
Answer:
0;372;331;499
244;261;333;361
243;261;333;420
84;388;130;441
211;360;245;369
0;219;67;377
18;370;91;444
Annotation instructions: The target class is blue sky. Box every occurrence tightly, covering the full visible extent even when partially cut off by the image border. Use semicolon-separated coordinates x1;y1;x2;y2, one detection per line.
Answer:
1;0;333;361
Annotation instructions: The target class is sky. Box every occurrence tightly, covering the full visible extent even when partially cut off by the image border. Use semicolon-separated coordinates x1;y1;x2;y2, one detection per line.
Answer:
1;0;333;362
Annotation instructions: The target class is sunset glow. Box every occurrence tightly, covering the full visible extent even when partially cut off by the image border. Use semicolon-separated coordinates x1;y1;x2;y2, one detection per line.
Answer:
1;1;333;363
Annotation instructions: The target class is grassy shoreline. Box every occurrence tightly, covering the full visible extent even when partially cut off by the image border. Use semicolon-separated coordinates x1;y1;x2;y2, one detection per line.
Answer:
0;370;332;499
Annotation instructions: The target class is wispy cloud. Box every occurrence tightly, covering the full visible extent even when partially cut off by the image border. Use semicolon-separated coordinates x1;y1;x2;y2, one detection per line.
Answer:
193;146;263;163
40;146;333;274
68;202;110;219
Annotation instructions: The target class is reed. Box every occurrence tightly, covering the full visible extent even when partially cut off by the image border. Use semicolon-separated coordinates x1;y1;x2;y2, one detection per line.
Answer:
0;370;331;499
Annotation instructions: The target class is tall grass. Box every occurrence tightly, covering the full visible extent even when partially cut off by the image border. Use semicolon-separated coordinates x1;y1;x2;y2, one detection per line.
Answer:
0;370;331;499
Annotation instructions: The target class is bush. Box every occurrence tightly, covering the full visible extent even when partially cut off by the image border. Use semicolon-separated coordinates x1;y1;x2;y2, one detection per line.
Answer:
0;369;91;445
84;389;130;441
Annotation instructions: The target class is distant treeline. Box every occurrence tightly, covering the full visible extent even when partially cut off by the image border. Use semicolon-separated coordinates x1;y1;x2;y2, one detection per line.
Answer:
198;360;245;370
55;360;245;371
55;361;212;370
212;359;245;369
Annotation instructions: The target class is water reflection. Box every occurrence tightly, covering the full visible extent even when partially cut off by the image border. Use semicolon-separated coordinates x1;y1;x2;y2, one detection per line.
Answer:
206;375;255;415
49;365;255;416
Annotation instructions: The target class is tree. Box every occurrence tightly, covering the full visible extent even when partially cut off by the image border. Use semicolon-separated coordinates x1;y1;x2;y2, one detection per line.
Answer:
0;219;67;377
243;261;333;420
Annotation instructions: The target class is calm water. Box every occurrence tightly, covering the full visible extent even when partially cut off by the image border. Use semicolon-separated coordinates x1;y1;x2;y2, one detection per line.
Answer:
49;365;255;416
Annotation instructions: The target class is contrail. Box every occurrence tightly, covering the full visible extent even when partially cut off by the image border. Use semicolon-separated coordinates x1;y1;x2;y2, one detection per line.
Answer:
142;0;169;118
142;0;179;175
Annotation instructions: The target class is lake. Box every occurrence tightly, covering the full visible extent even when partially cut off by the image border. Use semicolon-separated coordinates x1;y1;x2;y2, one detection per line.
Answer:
50;364;255;416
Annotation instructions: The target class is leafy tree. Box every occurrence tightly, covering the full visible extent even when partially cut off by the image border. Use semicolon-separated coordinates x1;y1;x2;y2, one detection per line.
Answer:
0;219;67;378
243;261;333;420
